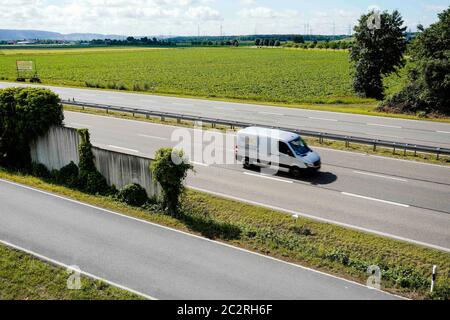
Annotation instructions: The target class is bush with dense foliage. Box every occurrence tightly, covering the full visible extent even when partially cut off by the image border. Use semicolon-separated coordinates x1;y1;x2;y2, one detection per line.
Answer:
0;87;63;170
150;148;193;215
117;183;149;207
350;10;407;99
380;7;450;115
56;161;79;187
77;129;111;195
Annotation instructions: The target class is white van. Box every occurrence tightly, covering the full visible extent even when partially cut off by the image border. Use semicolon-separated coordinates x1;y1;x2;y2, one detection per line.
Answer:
235;127;321;177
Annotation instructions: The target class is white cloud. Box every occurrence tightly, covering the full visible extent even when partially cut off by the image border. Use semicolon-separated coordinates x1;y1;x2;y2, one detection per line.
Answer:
186;6;222;20
238;7;298;19
240;0;257;6
425;4;447;12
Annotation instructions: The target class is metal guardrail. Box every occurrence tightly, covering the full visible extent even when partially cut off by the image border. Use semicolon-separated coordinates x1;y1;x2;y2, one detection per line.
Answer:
63;99;450;159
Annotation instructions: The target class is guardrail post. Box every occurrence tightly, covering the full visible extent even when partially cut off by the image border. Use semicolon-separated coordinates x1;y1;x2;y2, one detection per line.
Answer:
414;146;417;157
177;118;181;124
161;116;165;122
373;141;377;152
404;145;408;156
393;144;396;155
436;149;440;160
106;109;109;114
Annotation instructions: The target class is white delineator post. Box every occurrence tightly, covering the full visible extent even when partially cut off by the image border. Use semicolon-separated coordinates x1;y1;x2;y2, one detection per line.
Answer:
430;265;437;293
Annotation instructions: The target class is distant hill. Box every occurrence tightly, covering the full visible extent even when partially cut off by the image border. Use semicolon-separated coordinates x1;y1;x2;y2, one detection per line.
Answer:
0;29;127;41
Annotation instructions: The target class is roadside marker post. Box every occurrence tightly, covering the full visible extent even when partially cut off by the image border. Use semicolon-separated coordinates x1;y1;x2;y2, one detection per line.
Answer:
430;265;437;293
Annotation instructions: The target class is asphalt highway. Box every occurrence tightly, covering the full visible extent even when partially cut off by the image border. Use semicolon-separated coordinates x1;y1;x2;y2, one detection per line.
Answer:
1;82;450;148
63;111;450;251
0;179;398;300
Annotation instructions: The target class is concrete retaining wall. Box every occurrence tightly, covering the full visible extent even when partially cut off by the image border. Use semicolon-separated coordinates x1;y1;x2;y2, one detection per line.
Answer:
30;126;160;198
92;147;160;198
30;126;80;170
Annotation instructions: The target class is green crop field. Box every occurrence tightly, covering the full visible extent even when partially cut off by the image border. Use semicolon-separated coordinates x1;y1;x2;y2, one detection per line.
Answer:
0;47;400;106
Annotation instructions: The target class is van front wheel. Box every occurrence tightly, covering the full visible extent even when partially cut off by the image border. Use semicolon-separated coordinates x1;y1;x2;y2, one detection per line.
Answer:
289;166;302;179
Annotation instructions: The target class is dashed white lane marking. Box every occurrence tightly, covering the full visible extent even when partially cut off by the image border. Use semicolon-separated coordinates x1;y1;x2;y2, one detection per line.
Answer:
309;117;338;122
436;131;450;134
341;192;410;208
0;239;156;300
243;172;293;183
353;171;408;182
367;123;402;129
69;122;92;128
107;145;140;153
258;111;284;116
138;134;168;141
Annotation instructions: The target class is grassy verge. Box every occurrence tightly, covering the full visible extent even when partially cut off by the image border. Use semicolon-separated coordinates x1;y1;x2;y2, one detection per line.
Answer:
1;169;449;300
64;105;450;166
0;242;144;300
3;80;450;123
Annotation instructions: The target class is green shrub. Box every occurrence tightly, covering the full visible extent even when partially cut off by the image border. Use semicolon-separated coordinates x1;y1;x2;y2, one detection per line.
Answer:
58;161;79;187
83;171;111;195
117;183;148;207
31;163;50;179
150;148;193;215
77;129;112;195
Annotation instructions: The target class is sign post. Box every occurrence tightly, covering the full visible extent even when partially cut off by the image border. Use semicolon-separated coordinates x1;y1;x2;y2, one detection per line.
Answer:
16;60;40;82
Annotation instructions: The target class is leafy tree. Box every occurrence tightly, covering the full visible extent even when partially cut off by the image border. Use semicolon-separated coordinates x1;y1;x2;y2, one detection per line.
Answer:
380;7;450;115
0;87;63;169
255;38;261;46
150;148;193;215
350;10;407;99
274;40;281;47
292;35;305;44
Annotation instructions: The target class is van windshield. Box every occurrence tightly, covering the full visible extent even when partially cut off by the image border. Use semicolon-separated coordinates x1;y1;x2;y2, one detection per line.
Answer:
289;137;311;156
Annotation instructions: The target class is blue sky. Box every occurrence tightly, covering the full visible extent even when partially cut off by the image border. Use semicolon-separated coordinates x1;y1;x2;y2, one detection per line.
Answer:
1;0;448;36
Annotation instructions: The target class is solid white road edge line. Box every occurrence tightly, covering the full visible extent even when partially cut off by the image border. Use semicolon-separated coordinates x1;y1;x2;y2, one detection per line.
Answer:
243;172;293;183
188;185;448;254
367;123;402;129
258;112;284;116
0;178;408;298
309;117;338;122
436;131;450;134
342;192;410;208
0;239;157;300
353;171;408;182
191;161;209;167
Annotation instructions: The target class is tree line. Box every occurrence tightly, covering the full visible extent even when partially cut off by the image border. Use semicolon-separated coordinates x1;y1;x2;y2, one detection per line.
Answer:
351;6;449;116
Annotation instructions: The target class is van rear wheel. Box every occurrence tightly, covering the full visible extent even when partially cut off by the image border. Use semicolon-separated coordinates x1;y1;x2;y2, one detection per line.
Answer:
243;157;252;169
290;166;302;179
